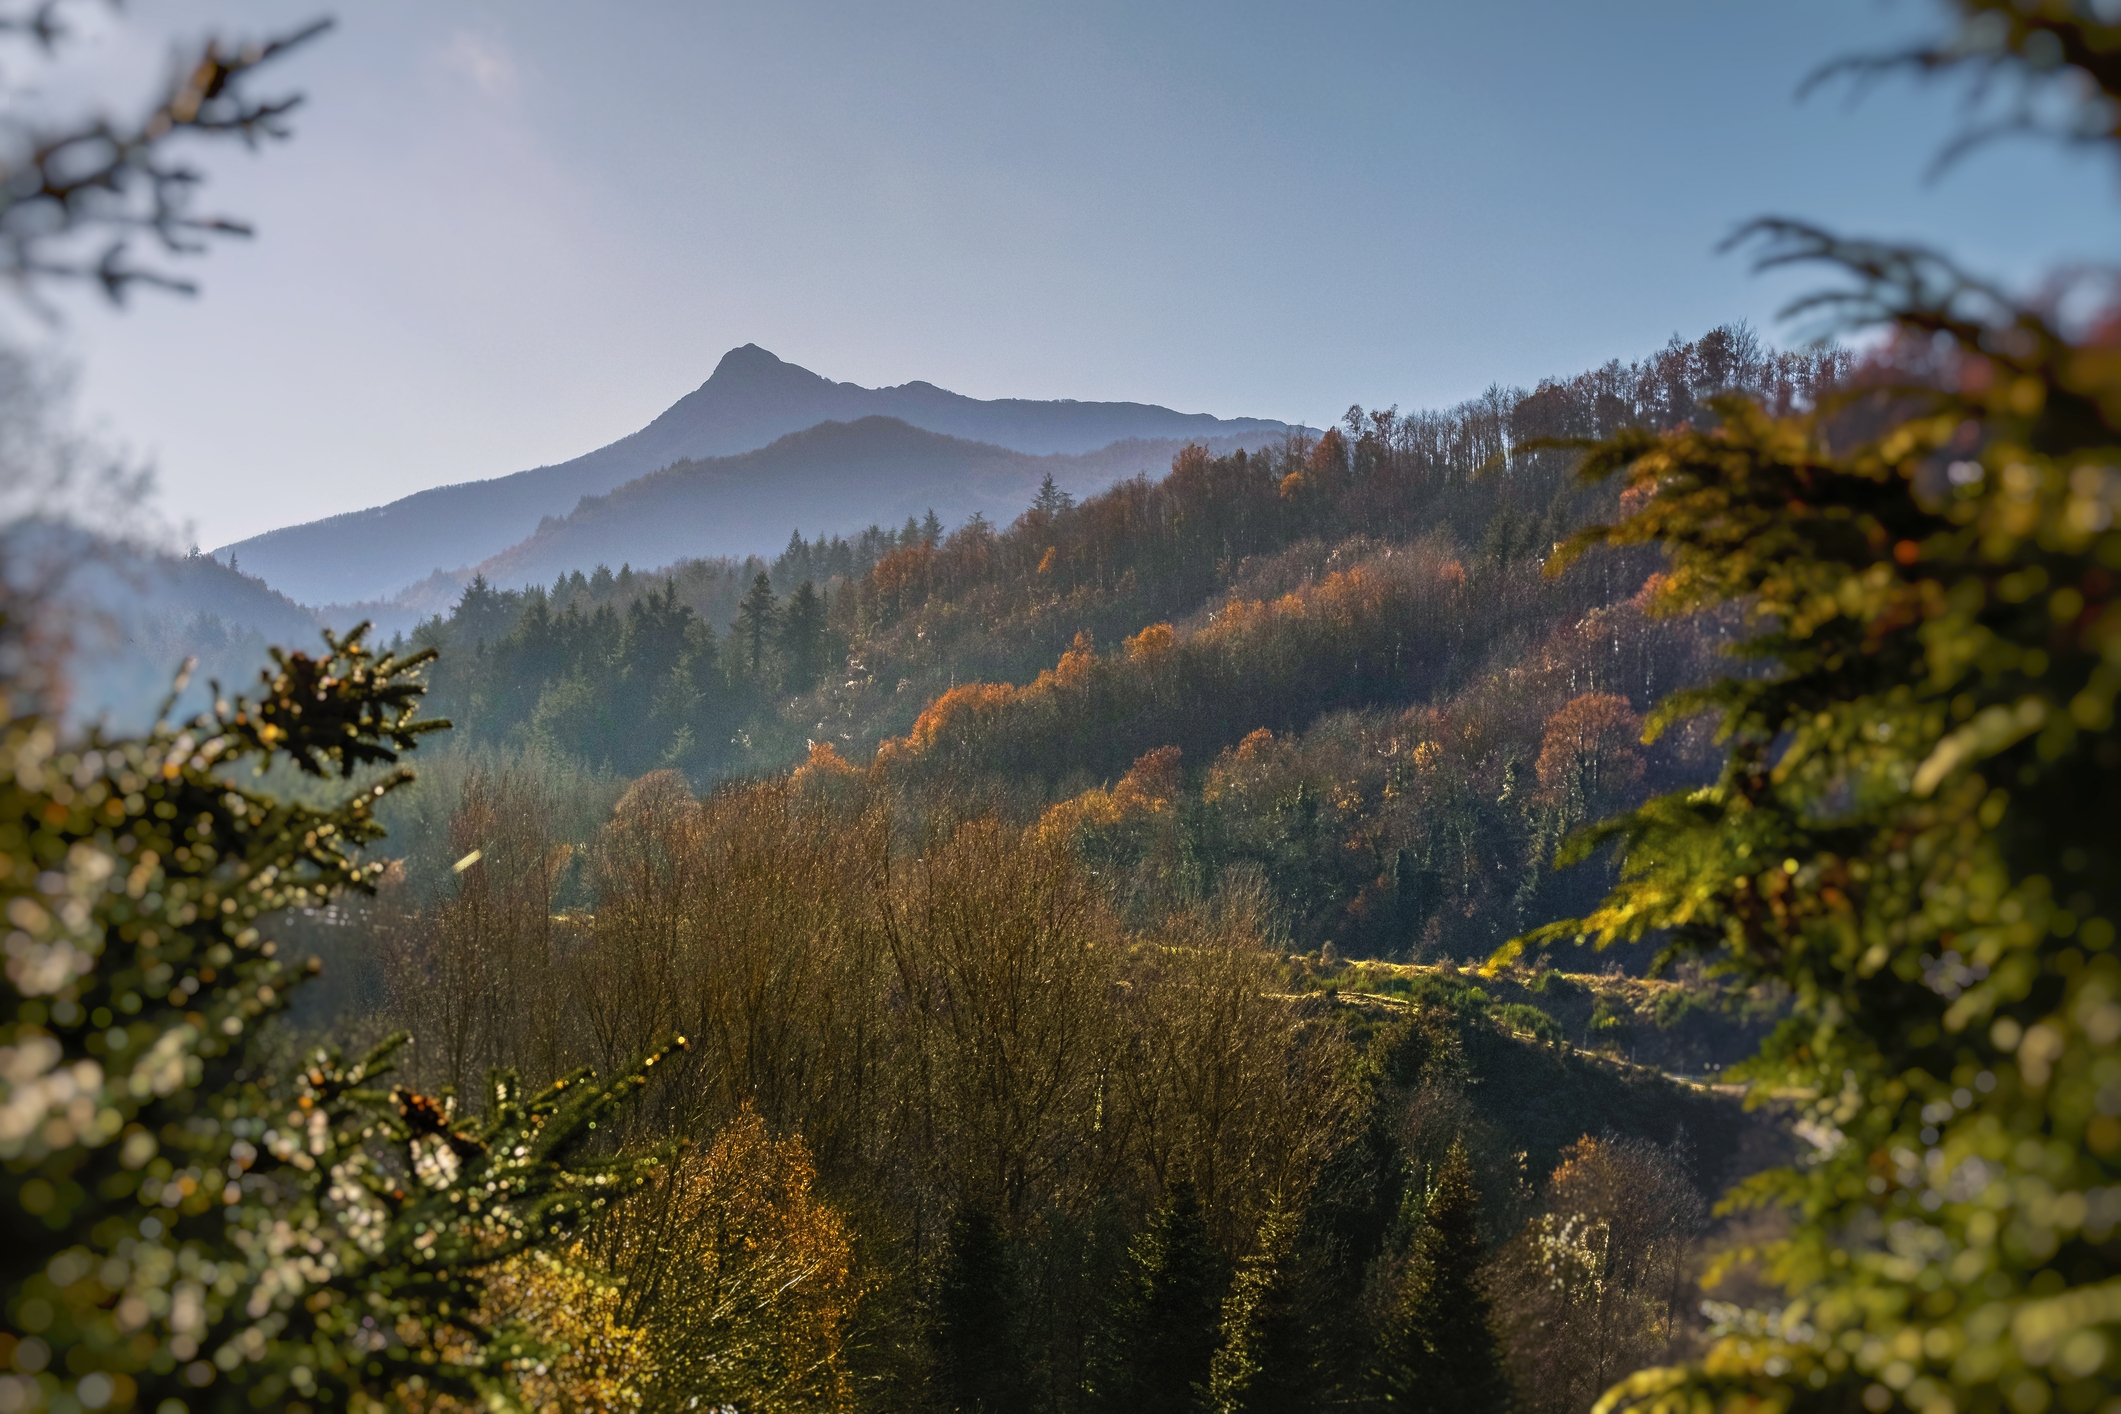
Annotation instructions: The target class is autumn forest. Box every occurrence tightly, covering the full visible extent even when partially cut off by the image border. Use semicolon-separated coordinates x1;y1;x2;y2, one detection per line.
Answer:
5;5;2120;1414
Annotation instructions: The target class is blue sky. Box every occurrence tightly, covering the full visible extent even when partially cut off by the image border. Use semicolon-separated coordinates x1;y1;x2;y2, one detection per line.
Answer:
21;1;2121;548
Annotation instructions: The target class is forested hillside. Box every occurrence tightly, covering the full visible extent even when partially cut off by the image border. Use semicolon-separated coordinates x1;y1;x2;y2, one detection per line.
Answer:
396;325;1834;962
463;416;1286;593
218;342;1295;606
115;324;1820;1410
15;6;2115;1412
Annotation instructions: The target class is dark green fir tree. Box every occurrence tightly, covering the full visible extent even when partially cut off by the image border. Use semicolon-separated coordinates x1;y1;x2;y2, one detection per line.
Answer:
734;570;779;678
781;579;829;692
1096;1179;1225;1414
1373;1139;1509;1410
1207;1193;1312;1414
934;1205;1030;1413
1032;470;1076;518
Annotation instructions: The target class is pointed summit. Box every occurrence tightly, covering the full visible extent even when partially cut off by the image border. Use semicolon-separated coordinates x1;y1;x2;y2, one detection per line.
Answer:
216;349;1293;606
705;343;801;381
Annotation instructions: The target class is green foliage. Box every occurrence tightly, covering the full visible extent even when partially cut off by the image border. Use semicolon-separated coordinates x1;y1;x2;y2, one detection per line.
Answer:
0;627;674;1411
1524;967;1574;997
1093;1180;1225;1414
1371;1140;1510;1412
1649;985;1711;1031
1033;472;1076;518
1493;1001;1564;1047
1502;11;2121;1410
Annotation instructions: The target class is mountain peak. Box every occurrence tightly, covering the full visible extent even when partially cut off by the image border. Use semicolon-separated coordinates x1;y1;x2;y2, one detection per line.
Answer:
705;343;813;385
216;350;1294;606
710;342;778;370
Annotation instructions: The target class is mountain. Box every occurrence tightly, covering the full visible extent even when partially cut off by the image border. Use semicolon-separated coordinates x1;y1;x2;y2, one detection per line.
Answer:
0;521;327;731
216;346;1295;606
466;416;1282;594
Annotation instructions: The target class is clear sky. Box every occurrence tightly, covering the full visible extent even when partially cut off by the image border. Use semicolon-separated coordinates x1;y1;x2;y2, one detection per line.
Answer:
17;0;2121;550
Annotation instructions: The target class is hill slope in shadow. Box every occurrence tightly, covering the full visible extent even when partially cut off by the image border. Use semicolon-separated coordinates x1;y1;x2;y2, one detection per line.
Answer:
468;416;1284;592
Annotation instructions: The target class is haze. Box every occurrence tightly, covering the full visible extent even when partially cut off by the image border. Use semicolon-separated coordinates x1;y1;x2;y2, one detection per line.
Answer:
22;0;2121;549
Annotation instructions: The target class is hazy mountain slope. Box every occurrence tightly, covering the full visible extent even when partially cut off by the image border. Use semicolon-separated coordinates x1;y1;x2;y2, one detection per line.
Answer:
13;529;328;731
470;416;1282;592
634;343;1292;457
217;344;1294;606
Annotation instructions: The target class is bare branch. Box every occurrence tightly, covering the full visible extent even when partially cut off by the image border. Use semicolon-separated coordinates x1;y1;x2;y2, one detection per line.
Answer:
0;13;331;304
1799;3;2121;177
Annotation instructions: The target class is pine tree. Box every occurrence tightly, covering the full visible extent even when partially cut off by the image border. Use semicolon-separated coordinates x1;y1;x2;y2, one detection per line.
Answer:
933;1205;1029;1413
781;579;829;693
1033;471;1076;518
1503;12;2121;1409
1097;1180;1225;1414
1207;1194;1312;1414
775;527;812;585
735;570;779;677
922;507;944;545
453;571;515;645
1372;1140;1509;1411
0;627;680;1410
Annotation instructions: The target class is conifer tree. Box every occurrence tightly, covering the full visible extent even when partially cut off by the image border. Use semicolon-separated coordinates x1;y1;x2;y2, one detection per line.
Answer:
933;1205;1029;1413
1096;1179;1225;1414
735;570;779;677
781;579;829;693
778;527;812;584
1207;1193;1312;1414
1033;471;1076;518
1502;10;2121;1409
1372;1140;1509;1412
922;508;944;545
0;628;680;1411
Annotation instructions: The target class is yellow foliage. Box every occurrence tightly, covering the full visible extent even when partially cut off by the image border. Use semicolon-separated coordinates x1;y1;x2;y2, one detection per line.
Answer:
401;1249;650;1414
872;549;1457;773
896;681;1022;757
484;1251;651;1413
1209;596;1271;635
415;1107;860;1413
1053;627;1097;689
1037;745;1181;843
598;1104;861;1414
791;739;860;788
1125;621;1176;661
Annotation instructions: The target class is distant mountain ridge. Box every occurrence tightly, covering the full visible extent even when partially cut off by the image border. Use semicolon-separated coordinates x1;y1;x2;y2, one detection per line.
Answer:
0;520;326;732
218;346;1294;606
466;416;1285;595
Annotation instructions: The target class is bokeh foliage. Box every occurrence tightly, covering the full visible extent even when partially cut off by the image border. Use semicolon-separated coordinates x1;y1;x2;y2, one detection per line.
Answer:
1503;7;2121;1411
0;628;677;1412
